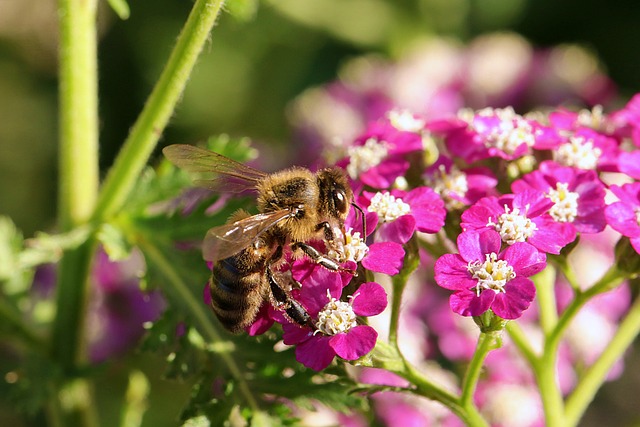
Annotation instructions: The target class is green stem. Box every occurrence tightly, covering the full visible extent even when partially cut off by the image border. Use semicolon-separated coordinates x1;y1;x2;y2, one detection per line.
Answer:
547;265;625;352
92;0;227;222
389;236;420;346
400;362;489;427
505;321;537;366
564;296;640;426
51;238;97;372
58;0;99;230
460;331;499;407
535;349;565;427
138;240;259;411
534;265;558;336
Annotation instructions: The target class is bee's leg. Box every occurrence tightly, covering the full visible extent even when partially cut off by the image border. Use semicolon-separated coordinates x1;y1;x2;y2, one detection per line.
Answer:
291;242;357;275
266;246;313;328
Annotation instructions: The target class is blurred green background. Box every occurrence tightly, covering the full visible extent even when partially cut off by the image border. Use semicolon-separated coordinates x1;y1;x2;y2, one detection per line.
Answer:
1;0;640;425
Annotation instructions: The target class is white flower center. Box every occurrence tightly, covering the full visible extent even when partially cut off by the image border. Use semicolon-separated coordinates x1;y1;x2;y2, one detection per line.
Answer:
387;109;425;133
315;291;357;335
346;138;389;179
546;182;579;222
367;192;411;222
327;228;369;263
487;205;537;245
553;136;601;170
485;117;536;155
467;253;516;295
576;105;605;130
425;164;469;210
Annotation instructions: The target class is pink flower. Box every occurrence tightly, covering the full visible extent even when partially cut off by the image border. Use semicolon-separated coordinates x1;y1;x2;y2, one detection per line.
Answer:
434;230;546;319
359;187;446;244
423;155;498;210
544;127;619;172
511;161;607;234
609;93;640;147
461;190;576;254
604;182;640;254
435;108;559;163
282;266;387;371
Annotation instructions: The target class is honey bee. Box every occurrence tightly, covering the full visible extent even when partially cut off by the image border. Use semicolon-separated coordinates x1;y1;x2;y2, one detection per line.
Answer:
163;144;359;333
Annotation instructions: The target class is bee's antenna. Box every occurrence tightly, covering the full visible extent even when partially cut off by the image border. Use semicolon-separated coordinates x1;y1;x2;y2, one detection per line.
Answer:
351;202;367;237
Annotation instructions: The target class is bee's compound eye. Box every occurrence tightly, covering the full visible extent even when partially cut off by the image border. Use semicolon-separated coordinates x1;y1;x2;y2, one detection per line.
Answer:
333;190;347;214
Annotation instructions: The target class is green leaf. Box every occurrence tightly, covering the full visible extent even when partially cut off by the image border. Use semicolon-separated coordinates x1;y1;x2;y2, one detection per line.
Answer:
0;217;23;283
97;223;132;261
107;0;130;19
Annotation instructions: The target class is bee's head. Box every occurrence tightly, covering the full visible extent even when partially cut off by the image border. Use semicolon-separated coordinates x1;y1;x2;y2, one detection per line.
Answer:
317;167;353;221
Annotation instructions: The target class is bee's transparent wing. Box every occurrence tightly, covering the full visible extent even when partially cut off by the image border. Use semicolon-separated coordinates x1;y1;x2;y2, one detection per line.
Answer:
163;144;266;192
202;210;294;261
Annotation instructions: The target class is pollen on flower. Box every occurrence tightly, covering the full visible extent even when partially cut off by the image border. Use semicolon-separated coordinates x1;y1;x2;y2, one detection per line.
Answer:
487;205;537;245
346;138;389;179
553;136;602;169
485;117;536;155
387;109;425;133
425;164;469;210
315;291;357;335
327;228;369;263
368;192;411;222
467;253;516;296
576;105;606;130
546;182;579;222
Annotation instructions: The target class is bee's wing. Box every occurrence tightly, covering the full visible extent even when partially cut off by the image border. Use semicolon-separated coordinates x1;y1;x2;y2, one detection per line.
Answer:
163;144;266;192
202;209;294;261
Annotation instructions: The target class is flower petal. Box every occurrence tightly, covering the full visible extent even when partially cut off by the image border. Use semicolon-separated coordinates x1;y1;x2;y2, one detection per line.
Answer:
282;322;313;345
295;335;336;371
491;277;536;319
329;325;378;360
362;242;405;275
351;282;388;316
501;242;547;277
450;290;494;317
376;215;416;244
434;253;478;291
457;230;501;262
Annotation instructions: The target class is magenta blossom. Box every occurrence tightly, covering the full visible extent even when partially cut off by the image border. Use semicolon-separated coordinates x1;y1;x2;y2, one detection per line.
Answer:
461;190;575;254
423;155;498;210
434;107;559;163
359;187;446;244
604;182;640;254
511;161;607;234
282;266;387;371
325;206;405;275
434;230;546;319
545;127;620;172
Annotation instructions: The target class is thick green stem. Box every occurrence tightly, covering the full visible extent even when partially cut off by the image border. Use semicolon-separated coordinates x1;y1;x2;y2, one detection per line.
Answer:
51;239;97;372
92;0;227;222
564;296;640;426
58;0;99;230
